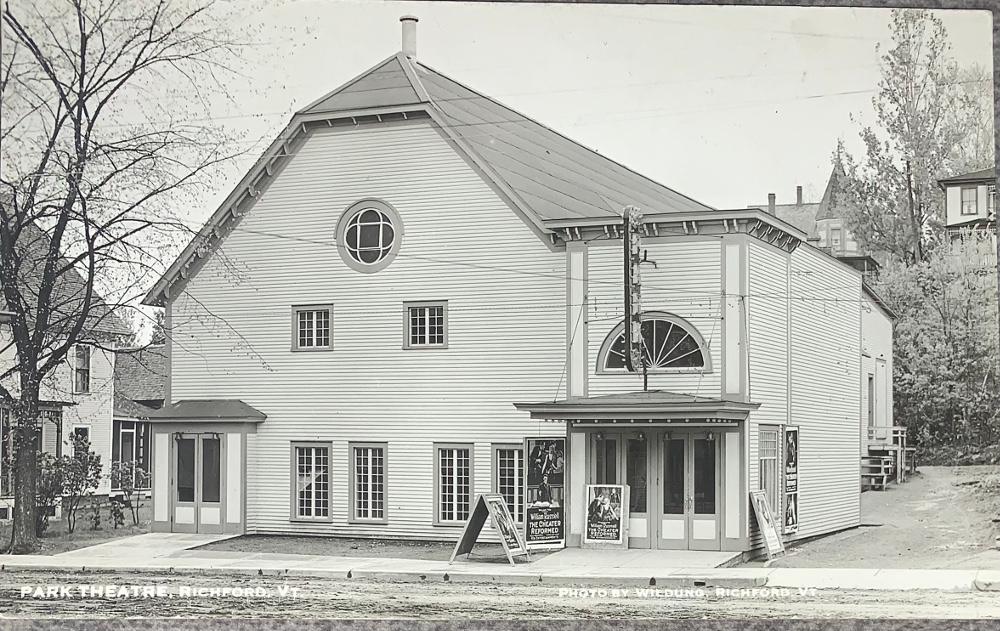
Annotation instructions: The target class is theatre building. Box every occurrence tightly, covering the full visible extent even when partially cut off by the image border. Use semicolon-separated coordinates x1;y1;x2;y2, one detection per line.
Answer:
142;18;894;557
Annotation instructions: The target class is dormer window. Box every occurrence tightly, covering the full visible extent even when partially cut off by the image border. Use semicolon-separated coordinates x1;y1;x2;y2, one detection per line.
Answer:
961;187;978;215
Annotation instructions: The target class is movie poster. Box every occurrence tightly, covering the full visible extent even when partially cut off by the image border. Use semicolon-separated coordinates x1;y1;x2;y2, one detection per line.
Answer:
484;494;526;555
783;426;799;534
584;484;625;544
524;438;566;549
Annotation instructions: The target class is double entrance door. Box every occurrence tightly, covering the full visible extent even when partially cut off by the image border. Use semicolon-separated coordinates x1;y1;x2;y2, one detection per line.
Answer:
172;433;223;534
592;429;720;550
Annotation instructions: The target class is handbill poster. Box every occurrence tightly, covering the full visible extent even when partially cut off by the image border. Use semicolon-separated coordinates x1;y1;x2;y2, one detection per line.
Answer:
783;426;799;534
750;490;785;560
524;438;566;549
584;484;625;544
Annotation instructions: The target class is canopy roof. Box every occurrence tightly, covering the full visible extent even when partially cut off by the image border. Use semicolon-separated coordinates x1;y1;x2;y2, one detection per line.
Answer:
145;399;265;423
514;390;759;421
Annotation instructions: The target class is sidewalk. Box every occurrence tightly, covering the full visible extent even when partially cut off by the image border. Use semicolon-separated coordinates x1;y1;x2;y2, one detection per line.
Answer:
0;534;997;592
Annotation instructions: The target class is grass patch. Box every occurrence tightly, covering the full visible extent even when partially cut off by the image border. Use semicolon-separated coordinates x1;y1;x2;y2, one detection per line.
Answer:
0;495;152;555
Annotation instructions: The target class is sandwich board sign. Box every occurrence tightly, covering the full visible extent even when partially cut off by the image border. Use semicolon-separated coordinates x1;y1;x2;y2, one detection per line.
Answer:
750;490;785;560
449;493;529;567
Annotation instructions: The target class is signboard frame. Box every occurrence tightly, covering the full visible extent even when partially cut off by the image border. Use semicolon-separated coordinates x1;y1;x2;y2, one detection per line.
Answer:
783;426;799;535
583;484;627;546
523;437;566;550
750;490;785;560
449;493;529;567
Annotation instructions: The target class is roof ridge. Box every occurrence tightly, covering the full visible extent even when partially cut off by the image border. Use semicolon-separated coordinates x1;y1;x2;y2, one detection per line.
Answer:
412;60;714;213
297;53;427;115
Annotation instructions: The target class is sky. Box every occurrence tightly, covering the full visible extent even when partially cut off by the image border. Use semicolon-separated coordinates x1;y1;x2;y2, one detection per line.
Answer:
203;0;993;217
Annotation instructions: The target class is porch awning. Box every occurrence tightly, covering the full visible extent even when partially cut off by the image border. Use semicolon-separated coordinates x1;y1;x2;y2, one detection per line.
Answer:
144;399;266;423
513;390;759;421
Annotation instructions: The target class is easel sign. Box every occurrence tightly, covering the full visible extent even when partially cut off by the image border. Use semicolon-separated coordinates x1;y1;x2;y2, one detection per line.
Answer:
449;493;530;567
750;490;785;560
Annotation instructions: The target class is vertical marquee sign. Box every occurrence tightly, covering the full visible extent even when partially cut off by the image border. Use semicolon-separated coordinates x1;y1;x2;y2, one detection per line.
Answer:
783;426;799;534
523;438;566;550
623;205;644;373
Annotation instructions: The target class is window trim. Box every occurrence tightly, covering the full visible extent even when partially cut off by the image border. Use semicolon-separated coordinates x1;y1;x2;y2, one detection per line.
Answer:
348;441;388;525
758;427;780;523
289;441;334;523
492;444;524;525
433;443;474;527
291;304;334;352
961;186;979;215
596;311;713;375
335;198;404;274
403;301;449;350
72;344;92;394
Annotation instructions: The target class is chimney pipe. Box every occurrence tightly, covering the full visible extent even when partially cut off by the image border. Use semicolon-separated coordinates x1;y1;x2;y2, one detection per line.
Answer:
767;193;776;216
401;15;418;59
796;186;803;206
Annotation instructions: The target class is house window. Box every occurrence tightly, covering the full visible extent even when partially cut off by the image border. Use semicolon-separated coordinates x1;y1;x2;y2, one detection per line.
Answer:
292;306;332;351
436;445;472;524
73;345;91;393
961;187;978;215
494;446;524;524
292;443;330;520
112;420;150;490
405;302;447;348
599;313;709;373
336;199;403;273
830;228;842;248
72;426;90;458
758;428;780;519
989;185;995;215
351;443;386;523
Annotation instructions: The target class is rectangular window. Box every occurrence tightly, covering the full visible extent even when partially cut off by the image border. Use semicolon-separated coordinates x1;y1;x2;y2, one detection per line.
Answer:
405;302;447;348
72;426;90;458
292;306;332;351
176;437;195;503
113;421;151;490
961;187;978;215
73;345;91;393
830;228;842;248
436;445;472;524
293;443;330;520
494;446;524;524
989;185;995;215
758;429;780;519
202;436;221;504
351;443;386;522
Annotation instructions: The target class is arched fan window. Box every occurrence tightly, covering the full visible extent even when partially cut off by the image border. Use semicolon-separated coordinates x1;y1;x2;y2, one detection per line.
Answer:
598;313;710;373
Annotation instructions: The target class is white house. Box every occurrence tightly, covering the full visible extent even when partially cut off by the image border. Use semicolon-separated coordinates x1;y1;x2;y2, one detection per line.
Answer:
141;17;895;557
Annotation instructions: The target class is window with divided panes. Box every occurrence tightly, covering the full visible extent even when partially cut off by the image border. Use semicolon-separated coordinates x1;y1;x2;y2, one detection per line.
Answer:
353;444;386;521
438;446;471;522
296;308;331;349
295;444;330;519
758;429;780;517
407;303;446;348
495;447;524;524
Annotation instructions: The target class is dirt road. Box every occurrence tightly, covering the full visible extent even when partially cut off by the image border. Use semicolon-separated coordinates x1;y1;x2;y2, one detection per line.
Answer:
0;570;996;619
758;465;1000;569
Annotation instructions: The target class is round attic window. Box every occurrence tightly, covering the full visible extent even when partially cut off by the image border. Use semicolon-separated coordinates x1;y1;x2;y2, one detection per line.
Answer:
336;199;403;273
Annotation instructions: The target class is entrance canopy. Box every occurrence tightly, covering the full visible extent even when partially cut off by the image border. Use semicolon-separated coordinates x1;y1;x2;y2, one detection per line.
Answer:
514;390;758;422
145;399;266;424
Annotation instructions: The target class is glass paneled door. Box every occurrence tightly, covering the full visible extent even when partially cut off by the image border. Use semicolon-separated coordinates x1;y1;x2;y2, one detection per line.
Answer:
172;434;224;534
625;433;651;548
656;431;721;550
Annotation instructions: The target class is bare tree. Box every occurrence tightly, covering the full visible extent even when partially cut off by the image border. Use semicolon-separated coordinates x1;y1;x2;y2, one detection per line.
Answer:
0;0;251;553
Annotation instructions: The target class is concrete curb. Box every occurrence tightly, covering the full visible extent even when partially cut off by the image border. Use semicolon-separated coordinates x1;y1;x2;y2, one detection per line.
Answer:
2;561;990;591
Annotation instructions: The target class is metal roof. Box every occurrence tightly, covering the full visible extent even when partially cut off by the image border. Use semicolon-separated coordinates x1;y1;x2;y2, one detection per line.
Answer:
514;390;759;421
145;399;266;422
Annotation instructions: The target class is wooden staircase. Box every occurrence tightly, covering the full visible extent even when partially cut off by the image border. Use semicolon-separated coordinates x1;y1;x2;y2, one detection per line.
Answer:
861;455;894;491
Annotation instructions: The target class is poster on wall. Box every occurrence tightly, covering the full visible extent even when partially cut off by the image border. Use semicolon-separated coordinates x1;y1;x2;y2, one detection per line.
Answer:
750;490;785;560
783;426;799;534
524;438;566;549
584;484;626;544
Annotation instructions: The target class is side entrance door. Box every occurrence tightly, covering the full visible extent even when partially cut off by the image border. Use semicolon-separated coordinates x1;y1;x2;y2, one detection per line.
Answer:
655;431;721;550
171;434;224;534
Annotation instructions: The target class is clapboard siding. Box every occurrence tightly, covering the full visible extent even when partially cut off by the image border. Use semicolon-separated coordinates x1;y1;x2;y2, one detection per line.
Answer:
170;120;566;539
0;336;115;495
862;295;894;428
788;247;862;541
587;239;722;397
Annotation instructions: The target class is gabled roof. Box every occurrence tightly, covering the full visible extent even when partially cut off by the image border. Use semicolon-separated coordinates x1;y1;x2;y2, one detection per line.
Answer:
937;168;995;188
4;220;131;338
145;51;718;306
114;344;166;405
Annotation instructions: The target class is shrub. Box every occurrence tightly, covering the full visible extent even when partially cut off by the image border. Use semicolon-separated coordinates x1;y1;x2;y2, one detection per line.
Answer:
62;435;103;534
35;452;64;537
110;461;148;526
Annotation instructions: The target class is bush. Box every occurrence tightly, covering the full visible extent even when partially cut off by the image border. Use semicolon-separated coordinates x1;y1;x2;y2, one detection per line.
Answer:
35;452;64;537
109;461;148;526
62;436;103;534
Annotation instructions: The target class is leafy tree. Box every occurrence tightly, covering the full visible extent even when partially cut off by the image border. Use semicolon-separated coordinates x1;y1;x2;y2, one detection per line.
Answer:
62;435;103;534
876;233;999;449
0;0;253;553
840;9;989;264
